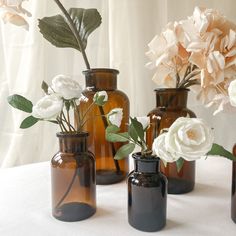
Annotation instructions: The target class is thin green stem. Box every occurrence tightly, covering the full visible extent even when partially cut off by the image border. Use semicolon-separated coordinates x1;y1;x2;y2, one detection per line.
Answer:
66;109;72;132
53;0;90;69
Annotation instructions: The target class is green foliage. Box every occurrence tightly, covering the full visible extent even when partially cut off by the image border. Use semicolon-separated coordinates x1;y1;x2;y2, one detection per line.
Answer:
20;116;39;129
105;125;129;142
176;158;185;172
207;143;236;161
41;81;49;94
7;94;33;113
38;8;102;51
114;143;136;160
129;117;145;142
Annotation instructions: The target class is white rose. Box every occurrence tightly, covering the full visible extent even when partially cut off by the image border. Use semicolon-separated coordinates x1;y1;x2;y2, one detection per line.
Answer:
108;108;123;127
152;133;180;162
228;79;236;107
165;117;214;161
32;94;63;119
136;116;150;130
51;75;83;100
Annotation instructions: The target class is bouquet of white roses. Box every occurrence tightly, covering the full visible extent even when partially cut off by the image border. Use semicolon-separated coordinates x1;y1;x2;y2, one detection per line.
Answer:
7;75;108;133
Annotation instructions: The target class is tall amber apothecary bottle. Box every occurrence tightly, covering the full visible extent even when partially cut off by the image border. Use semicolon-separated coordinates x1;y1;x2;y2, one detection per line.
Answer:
80;68;130;185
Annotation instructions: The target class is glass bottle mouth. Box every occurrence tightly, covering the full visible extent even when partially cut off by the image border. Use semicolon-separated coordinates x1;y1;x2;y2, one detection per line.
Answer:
83;68;118;91
154;88;190;92
83;68;119;76
56;132;89;138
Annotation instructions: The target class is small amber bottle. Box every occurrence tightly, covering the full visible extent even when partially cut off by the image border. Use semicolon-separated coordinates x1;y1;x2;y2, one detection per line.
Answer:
51;132;96;222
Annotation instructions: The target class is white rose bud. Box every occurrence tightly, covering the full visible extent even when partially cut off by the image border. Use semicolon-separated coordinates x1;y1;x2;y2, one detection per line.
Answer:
165;117;214;161
32;94;63;119
228;79;236;107
93;91;108;106
152;133;180;162
136;116;150;130
51;75;83;100
108;108;123;127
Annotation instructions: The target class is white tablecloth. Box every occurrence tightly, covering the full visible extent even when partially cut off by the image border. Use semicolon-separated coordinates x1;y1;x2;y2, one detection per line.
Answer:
0;158;235;236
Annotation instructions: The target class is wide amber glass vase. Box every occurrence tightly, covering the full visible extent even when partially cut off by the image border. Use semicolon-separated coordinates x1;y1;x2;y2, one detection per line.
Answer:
232;144;236;223
128;153;167;232
51;132;96;222
147;88;196;194
80;68;130;185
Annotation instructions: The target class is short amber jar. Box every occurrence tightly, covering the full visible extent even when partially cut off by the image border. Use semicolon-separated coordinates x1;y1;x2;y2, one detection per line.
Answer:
79;68;130;185
147;88;196;194
51;132;96;221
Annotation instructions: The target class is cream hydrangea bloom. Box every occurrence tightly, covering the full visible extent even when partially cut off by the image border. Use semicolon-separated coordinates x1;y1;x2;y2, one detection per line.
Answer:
0;0;31;30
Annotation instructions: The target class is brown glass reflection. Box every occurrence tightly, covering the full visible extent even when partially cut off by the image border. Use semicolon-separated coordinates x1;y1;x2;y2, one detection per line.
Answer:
147;88;196;194
231;145;236;223
51;132;96;221
79;69;130;184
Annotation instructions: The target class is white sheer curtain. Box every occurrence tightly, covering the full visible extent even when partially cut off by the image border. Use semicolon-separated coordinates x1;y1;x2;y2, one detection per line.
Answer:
0;0;236;168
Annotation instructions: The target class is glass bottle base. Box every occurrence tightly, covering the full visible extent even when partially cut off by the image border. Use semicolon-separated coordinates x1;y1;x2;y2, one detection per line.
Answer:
53;202;96;222
96;170;126;185
167;177;195;194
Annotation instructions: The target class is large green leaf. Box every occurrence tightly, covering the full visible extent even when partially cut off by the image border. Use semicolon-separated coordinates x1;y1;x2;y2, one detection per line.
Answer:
38;8;102;51
114;143;135;160
207;143;236;161
106;132;129;143
7;94;33;113
130;117;145;142
20;116;39;129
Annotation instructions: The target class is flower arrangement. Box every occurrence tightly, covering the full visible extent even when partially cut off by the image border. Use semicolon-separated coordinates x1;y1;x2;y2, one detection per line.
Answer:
146;6;236;115
7;74;108;132
106;115;236;170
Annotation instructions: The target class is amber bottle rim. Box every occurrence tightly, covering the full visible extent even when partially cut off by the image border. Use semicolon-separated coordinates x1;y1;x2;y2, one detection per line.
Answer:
154;88;190;92
83;68;119;75
56;131;89;138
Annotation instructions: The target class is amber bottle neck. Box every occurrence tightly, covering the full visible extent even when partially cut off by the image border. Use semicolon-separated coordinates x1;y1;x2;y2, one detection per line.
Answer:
155;88;189;108
57;132;89;153
83;68;119;91
133;153;160;173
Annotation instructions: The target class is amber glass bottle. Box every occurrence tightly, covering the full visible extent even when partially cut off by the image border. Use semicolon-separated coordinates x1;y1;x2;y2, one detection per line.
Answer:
80;68;130;185
147;88;196;194
231;144;236;223
51;132;96;222
128;153;167;232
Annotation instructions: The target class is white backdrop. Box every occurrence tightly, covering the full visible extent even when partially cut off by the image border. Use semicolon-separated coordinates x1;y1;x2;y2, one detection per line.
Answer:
0;0;236;167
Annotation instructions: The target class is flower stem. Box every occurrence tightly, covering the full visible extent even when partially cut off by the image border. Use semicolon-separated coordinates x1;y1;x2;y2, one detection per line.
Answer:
53;0;90;69
98;106;121;173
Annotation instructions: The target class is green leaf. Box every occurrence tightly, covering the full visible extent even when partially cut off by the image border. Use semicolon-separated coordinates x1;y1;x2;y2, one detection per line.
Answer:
106;132;129;143
94;95;106;106
130;117;145;142
106;125;120;134
207;143;236;161
20;116;39;129
128;124;138;142
41;81;49;94
176;158;185;172
38;8;102;51
114;143;135;160
7;94;33;113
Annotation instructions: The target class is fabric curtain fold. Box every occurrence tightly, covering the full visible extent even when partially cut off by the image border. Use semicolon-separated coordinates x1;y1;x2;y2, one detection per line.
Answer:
0;0;236;167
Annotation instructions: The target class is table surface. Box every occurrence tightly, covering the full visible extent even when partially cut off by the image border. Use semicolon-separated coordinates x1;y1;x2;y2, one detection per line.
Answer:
0;157;235;236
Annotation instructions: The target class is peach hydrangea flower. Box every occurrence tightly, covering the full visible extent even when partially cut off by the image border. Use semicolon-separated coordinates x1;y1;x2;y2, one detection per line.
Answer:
146;6;236;115
0;0;31;30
